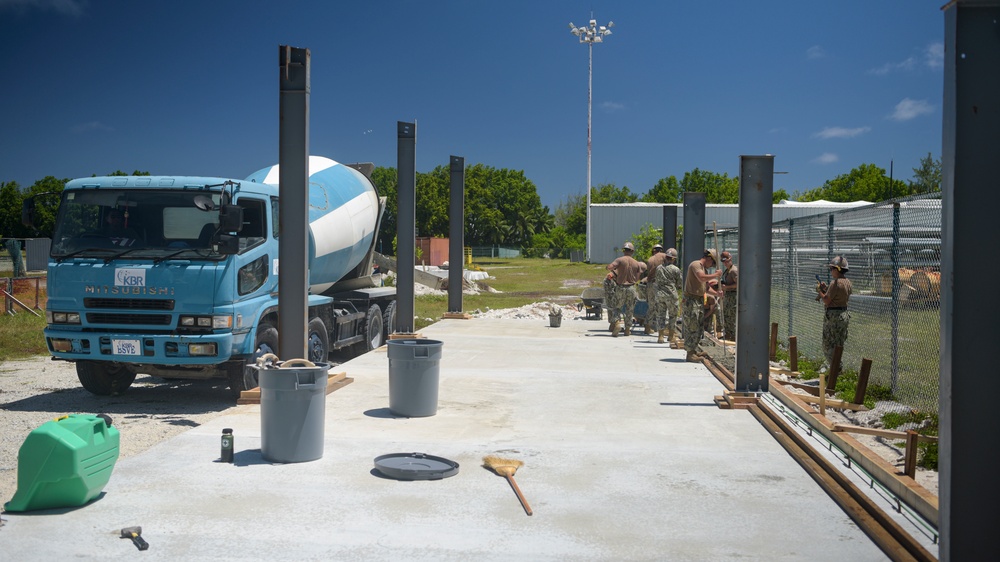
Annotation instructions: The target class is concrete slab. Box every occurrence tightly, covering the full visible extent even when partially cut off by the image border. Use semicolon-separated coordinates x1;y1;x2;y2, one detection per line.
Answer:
3;318;889;560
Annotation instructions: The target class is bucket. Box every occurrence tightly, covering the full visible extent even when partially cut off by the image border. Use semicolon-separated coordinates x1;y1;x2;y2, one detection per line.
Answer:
387;339;443;417
549;314;562;328
5;414;120;512
258;358;329;463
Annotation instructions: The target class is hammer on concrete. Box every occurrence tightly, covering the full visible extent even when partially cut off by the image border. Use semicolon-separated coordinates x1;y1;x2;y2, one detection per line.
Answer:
120;526;149;551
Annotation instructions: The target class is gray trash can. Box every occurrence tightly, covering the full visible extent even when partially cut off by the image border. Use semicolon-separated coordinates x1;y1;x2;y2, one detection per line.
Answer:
387;339;443;417
258;358;329;463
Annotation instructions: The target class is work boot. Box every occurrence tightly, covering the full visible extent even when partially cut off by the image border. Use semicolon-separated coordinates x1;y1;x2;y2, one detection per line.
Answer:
657;329;665;344
612;321;621;337
624;324;632;337
685;351;700;362
609;321;615;332
644;325;654;335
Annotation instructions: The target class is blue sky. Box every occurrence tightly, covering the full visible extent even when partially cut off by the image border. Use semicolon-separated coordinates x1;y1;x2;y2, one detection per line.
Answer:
0;1;944;210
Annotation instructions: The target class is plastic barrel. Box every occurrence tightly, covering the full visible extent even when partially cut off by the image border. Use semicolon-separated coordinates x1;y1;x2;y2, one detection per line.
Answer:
258;360;329;463
387;339;443;417
4;414;120;512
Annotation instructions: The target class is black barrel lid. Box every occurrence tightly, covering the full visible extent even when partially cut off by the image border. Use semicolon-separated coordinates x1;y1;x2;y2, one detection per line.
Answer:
374;452;460;481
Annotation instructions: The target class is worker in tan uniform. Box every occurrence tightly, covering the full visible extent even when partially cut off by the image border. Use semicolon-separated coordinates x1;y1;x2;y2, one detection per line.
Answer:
817;256;852;368
606;242;647;337
643;244;669;335
682;249;723;361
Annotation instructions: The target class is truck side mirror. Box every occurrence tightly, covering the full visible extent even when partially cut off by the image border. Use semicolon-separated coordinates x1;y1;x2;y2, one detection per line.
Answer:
215;234;240;255
219;205;243;233
21;199;36;227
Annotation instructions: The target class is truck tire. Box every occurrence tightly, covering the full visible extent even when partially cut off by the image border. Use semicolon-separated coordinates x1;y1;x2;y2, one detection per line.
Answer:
76;361;137;396
227;322;278;398
382;300;397;341
361;303;383;352
307;317;329;364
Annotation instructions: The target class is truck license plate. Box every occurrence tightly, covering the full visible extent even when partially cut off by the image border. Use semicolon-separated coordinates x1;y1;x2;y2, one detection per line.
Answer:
112;339;141;356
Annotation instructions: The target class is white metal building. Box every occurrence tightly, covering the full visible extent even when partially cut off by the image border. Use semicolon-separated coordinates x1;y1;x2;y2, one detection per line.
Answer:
590;200;872;264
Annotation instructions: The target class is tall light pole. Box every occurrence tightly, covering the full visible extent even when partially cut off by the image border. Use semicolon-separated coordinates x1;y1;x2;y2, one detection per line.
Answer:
569;17;613;263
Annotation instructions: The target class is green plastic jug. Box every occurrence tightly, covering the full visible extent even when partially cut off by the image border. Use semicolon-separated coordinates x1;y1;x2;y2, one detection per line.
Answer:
4;413;120;512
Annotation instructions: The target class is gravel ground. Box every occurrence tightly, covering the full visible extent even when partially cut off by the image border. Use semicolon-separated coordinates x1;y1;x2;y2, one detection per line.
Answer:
0;357;242;505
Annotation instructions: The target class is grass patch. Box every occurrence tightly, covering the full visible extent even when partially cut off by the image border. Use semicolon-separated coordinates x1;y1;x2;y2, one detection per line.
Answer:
884;410;939;471
414;258;608;330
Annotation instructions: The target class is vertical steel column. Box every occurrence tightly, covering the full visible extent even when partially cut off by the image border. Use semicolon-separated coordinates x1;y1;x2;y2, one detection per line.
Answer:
735;155;774;393
277;45;310;361
787;219;794;339
890;203;901;392
940;3;1000;559
396;122;417;334
681;192;705;287
662;205;677;250
448;156;465;313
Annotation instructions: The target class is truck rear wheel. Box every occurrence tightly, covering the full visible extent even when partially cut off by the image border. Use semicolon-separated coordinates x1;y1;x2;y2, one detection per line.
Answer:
228;322;278;398
382;300;397;341
77;361;137;396
307;317;329;364
360;303;383;353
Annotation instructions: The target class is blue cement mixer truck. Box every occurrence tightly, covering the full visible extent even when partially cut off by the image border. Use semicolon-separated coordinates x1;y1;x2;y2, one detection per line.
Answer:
23;156;397;398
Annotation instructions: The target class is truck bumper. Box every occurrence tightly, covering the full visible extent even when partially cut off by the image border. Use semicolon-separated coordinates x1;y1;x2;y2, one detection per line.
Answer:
43;327;248;366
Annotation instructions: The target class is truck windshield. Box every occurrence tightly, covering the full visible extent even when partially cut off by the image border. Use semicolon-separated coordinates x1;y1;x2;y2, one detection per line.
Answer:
51;189;226;260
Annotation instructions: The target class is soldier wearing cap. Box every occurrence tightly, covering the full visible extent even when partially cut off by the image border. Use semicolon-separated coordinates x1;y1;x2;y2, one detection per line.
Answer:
656;248;684;345
606;242;647;337
643;244;669;335
817;256;853;367
719;251;739;341
682;249;723;362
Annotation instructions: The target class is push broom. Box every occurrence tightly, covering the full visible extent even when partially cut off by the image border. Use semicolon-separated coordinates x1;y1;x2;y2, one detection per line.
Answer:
483;455;533;516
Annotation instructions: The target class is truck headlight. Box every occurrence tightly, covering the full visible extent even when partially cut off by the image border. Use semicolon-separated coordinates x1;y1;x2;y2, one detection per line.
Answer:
188;343;217;356
179;315;233;329
47;311;81;324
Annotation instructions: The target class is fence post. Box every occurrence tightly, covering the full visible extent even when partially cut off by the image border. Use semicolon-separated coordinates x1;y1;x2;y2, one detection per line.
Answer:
854;358;872;405
890;202;901;393
789;336;798;372
787;218;794;339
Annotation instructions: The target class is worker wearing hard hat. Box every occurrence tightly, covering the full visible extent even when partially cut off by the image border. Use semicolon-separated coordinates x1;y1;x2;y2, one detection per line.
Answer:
654;247;683;345
606;242;647;337
682;249;723;362
817;256;853;367
643;244;669;336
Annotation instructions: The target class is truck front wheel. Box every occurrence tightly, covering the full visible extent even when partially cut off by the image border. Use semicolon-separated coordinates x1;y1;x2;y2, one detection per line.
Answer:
227;323;279;398
77;361;137;396
382;301;397;341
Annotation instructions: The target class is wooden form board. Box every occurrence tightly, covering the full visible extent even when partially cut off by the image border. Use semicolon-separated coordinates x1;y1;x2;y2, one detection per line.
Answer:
237;372;352;405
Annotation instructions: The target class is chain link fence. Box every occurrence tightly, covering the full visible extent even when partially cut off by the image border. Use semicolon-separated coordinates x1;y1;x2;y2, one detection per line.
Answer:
712;192;942;413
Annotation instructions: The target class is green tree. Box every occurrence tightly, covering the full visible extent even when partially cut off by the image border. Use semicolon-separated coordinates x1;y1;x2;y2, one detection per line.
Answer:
772;188;791;203
680;168;739;204
371;166;398;255
0;181;26;239
23;176;69;237
798;163;907;202
591;183;639;204
628;223;663;262
641;176;682;203
554;193;586;236
909;153;941;194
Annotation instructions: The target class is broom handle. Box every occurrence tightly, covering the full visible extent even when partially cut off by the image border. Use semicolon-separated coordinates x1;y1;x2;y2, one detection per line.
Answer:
506;475;533;516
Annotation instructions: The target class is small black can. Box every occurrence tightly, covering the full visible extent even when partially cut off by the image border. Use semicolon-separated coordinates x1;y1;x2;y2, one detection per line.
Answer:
221;428;234;463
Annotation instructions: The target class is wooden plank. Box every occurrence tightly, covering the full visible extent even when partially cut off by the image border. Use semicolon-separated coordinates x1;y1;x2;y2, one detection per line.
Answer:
833;423;938;443
389;332;424;340
441;312;471;319
237;372;349;405
769;365;801;377
794;393;866;411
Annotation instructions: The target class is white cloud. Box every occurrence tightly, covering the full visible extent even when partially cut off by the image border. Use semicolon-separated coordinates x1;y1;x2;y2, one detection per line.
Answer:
71;121;113;134
806;45;825;60
868;57;916;76
889;98;934;121
925;42;944;69
600;101;625;112
813;126;871;139
813;153;839;164
0;0;86;16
